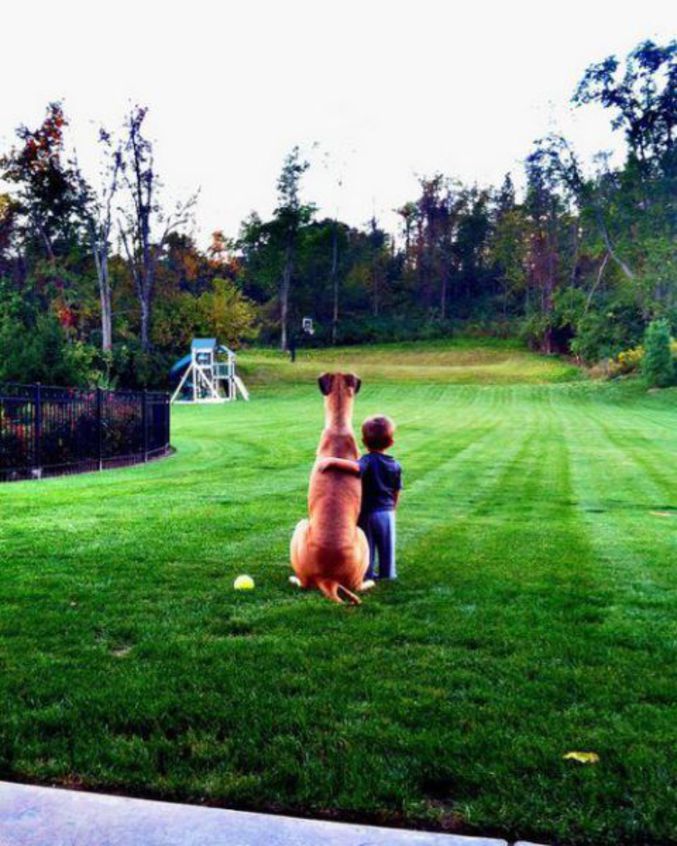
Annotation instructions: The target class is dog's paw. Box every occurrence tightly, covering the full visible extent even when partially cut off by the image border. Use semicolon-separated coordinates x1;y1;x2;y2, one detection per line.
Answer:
359;579;376;591
289;575;302;588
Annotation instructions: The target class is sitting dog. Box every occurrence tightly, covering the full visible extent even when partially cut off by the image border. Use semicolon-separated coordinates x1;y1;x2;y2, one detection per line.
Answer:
290;372;370;604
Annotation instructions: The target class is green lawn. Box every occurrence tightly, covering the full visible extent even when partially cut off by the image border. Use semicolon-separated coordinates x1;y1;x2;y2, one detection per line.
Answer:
1;342;675;845
238;337;580;386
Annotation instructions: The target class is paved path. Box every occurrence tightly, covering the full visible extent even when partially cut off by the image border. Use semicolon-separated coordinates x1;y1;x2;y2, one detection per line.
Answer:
0;781;530;846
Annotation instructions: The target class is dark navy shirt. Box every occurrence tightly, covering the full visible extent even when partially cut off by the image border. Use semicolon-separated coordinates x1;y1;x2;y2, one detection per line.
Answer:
358;452;402;515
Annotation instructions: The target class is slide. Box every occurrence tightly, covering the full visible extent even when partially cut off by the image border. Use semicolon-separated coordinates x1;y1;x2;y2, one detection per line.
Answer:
234;375;250;401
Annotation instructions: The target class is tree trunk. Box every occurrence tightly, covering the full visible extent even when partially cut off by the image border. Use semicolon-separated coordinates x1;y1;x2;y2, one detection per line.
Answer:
596;212;634;280
280;245;292;351
99;255;112;352
36;220;55;263
139;240;155;353
570;222;579;287
330;222;339;345
584;253;609;315
140;294;151;353
440;272;447;320
90;225;113;353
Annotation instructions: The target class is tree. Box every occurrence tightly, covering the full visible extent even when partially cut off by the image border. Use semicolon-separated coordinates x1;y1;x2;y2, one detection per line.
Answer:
273;147;312;350
399;176;462;317
453;186;492;310
573;40;676;170
118;106;195;352
0;279;92;385
73;129;123;352
0;194;20;280
365;217;390;318
0;103;79;263
197;278;257;347
490;176;528;315
642;318;675;387
523;152;564;352
572;40;676;312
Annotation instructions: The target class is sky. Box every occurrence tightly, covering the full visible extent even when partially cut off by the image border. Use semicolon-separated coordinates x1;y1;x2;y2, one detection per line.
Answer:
2;0;675;246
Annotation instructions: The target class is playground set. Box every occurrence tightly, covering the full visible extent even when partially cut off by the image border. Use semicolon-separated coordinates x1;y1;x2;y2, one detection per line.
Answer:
170;339;249;404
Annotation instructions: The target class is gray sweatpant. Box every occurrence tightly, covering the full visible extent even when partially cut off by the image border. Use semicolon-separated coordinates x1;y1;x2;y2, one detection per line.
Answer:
359;509;397;580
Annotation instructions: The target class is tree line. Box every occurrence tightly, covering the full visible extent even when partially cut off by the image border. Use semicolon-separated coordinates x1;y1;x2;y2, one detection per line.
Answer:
0;39;674;388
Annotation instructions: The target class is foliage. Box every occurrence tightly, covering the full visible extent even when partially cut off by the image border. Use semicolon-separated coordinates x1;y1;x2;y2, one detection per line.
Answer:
642;318;675;387
572;39;676;164
568;294;647;363
0;38;674;387
196;277;258;348
0;280;93;385
0;102;80;262
608;344;645;377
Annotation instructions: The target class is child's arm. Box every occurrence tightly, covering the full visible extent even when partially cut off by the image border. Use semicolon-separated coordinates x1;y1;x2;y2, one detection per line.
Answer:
317;457;361;476
393;464;403;508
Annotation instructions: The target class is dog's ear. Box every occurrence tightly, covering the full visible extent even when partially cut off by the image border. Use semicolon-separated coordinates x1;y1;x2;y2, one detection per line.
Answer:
318;373;335;395
344;373;361;395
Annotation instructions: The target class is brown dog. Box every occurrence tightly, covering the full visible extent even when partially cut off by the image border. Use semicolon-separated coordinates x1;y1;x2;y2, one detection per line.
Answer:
290;372;370;604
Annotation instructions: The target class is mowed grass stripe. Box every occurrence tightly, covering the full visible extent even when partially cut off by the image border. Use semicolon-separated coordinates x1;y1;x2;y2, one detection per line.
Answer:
552;399;676;842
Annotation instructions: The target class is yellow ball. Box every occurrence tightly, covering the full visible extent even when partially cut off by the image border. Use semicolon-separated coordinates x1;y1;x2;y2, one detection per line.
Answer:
234;574;255;590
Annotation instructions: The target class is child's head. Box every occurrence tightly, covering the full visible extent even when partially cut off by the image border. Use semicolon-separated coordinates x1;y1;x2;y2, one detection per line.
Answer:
361;415;395;452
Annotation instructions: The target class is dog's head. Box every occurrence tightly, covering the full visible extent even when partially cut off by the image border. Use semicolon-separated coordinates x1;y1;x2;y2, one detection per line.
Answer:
318;372;361;397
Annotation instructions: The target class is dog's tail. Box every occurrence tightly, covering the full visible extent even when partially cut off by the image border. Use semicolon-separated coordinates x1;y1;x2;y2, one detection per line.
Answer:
316;578;361;606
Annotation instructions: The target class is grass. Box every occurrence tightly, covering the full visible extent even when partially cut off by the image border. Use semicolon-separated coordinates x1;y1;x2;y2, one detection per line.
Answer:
0;340;675;845
237;336;581;386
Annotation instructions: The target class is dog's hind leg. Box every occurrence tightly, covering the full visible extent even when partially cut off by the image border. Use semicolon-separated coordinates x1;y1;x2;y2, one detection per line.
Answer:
316;579;344;604
356;526;373;591
290;519;311;588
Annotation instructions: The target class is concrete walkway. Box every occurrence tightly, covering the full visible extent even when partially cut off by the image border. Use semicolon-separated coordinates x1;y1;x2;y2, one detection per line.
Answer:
0;782;544;846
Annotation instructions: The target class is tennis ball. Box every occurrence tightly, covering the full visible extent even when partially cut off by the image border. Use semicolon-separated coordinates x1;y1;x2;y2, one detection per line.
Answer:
234;574;255;590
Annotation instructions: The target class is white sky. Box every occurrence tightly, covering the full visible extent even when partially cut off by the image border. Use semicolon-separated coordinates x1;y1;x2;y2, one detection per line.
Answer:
2;0;675;246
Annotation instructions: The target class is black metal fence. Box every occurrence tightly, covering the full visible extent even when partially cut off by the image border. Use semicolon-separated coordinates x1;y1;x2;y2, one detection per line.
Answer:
0;383;171;482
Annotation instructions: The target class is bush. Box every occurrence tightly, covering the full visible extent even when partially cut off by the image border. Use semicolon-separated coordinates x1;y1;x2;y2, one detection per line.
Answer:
608;345;645;377
520;313;545;350
569;298;646;363
108;344;173;390
0;315;94;387
642;319;675;388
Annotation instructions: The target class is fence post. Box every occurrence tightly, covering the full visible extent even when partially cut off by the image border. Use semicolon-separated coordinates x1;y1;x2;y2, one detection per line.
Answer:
165;394;170;453
142;390;149;461
34;383;42;479
96;388;103;471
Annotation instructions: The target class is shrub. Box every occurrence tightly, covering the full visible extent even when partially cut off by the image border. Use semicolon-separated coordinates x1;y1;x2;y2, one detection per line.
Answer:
642;319;675;388
608;345;645;377
570;299;646;363
519;313;551;351
107;344;173;390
